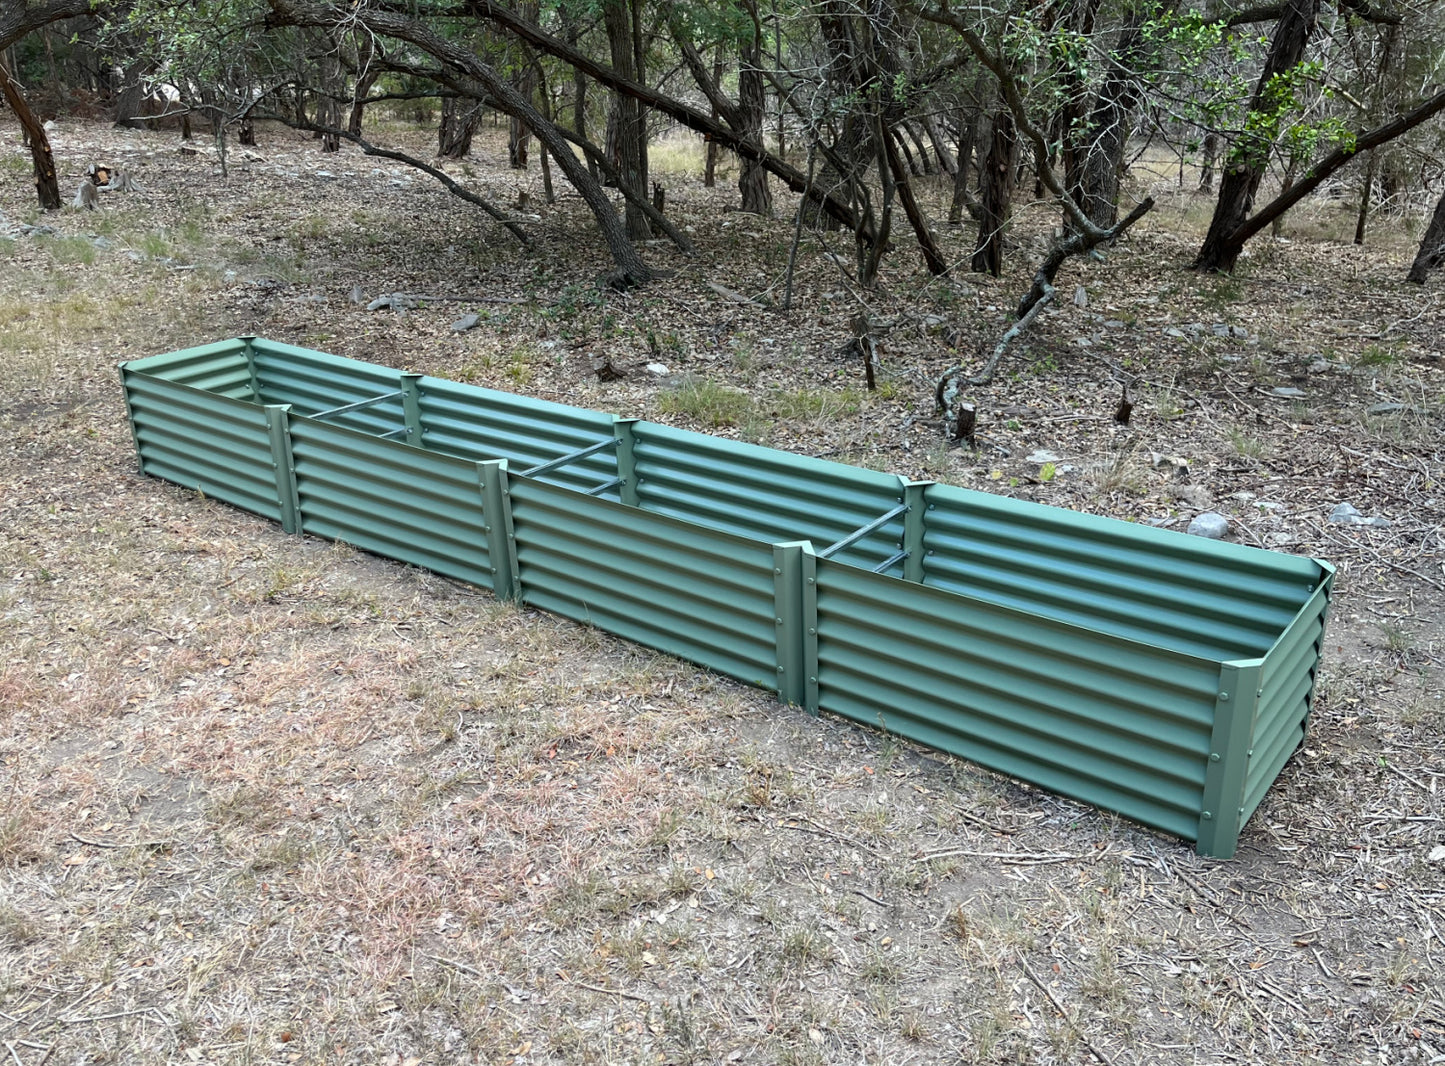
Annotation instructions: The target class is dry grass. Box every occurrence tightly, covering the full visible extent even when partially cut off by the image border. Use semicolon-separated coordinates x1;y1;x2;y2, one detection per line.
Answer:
0;117;1442;1065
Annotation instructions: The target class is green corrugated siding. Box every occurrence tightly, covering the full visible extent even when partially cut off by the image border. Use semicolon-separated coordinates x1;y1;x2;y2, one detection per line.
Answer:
124;338;254;399
125;374;278;519
511;478;778;687
631;422;907;573
815;560;1221;841
417;378;619;495
922;483;1319;661
288;417;494;589
250;339;406;436
1243;580;1331;820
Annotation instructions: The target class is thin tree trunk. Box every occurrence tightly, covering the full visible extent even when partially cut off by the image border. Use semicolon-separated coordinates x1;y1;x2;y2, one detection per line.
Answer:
973;107;1015;276
884;118;947;274
922;112;956;176
1407;188;1445;283
438;97;479;157
349;35;378;137
948;103;977;224
1193;0;1319;272
0;65;61;209
1353;151;1376;245
704;45;722;187
1198;132;1218;191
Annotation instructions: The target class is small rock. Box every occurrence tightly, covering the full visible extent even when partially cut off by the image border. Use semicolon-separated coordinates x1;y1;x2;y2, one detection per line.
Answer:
1183;322;1205;334
1187;512;1230;540
1103;319;1126;330
1366;402;1405;415
1072;336;1093;347
450;313;481;332
1026;450;1062;464
315;170;337;181
1230;325;1250;339
21;224;56;237
90;236;111;249
1073;285;1088;308
348;284;365;305
1306;358;1331;374
1164;327;1187;338
1271;386;1306;398
1429;845;1445;863
645;362;671;377
1175;485;1212;510
1211;323;1230;337
1329;502;1391;528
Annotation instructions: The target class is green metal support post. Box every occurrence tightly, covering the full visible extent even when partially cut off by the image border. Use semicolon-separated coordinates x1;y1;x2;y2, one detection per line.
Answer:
903;479;934;583
399;372;425;446
613;417;641;507
1197;658;1264;858
478;459;521;601
773;540;820;714
264;404;302;534
240;335;260;403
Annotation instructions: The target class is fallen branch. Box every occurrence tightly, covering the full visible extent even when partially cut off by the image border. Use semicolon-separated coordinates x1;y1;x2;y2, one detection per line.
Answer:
1019;957;1118;1066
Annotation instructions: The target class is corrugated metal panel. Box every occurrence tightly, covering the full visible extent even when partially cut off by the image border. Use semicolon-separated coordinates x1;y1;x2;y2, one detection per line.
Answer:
1242;577;1332;820
288;416;494;590
814;560;1221;841
631;422;907;573
124;373;279;520
250;339;407;436
510;478;778;687
123;339;254;399
417;378;619;495
922;483;1324;661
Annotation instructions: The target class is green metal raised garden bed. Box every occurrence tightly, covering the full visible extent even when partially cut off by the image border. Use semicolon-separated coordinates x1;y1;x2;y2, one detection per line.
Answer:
119;337;1334;858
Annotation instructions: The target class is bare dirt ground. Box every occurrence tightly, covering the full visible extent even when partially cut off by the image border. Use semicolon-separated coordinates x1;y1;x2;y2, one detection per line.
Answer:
1;117;1442;1066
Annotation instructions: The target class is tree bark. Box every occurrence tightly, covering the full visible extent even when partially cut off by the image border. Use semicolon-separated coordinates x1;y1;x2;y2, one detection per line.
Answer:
0;0;92;54
1193;0;1319;272
1198;131;1219;191
884;119;947;275
1072;15;1149;229
704;45;722;187
1407;188;1445;284
0;64;61;209
736;0;772;216
508;0;538;168
973;108;1015;276
349;35;379;137
438;96;479;157
604;0;650;238
948;102;977;224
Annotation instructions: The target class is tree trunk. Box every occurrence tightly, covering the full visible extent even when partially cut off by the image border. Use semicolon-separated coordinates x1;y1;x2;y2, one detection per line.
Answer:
508;0;539;168
238;115;255;145
1407;188;1445;283
603;0;650;238
0;65;61;209
1353;151;1376;245
438;97;478;157
1193;0;1319;272
948;103;978;224
973;108;1015;276
349;35;379;137
112;61;152;129
883;119;948;275
922;112;956;176
902;121;931;175
704;45;722;188
1072;16;1148;229
1198;132;1218;191
737;1;772;216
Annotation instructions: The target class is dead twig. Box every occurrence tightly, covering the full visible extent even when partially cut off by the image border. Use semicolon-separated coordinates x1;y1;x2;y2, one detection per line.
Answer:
1019;957;1117;1066
68;831;173;850
567;980;652;1005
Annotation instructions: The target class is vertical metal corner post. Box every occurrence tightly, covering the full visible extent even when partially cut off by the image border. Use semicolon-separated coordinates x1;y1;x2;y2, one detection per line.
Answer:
613;417;641;506
264;404;302;534
240;335;260;403
903;479;934;583
116;362;145;475
478;459;521;601
773;541;820;714
1197;658;1265;858
399;372;425;445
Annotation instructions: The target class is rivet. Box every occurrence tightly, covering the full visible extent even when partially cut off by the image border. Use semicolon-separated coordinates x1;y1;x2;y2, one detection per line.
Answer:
808;677;816;684
1238;808;1245;816
490;567;498;574
775;617;784;625
1246;749;1254;757
808;627;816;635
806;578;815;585
775;567;782;575
482;525;491;533
1202;811;1213;820
776;666;785;674
1218;692;1230;701
1209;753;1220;762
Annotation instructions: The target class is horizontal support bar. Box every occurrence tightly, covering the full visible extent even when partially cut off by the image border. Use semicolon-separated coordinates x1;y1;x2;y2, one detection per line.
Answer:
309;389;404;422
818;502;909;559
520;437;617;479
378;426;408;440
584;476;625;496
872;549;909;574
